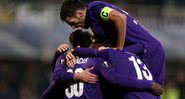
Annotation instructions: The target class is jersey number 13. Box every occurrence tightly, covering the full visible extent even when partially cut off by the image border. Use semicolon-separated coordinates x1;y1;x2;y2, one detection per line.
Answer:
129;56;153;81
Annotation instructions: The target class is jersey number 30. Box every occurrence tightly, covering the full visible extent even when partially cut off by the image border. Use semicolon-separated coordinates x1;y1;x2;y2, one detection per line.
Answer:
65;68;84;98
129;56;153;80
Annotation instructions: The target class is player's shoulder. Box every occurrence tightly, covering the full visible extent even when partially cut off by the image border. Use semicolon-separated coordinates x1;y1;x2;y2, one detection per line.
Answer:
88;1;106;6
56;53;66;65
58;53;66;60
88;1;109;8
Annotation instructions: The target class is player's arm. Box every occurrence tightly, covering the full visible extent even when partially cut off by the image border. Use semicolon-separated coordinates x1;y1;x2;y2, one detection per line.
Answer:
103;8;126;50
65;48;99;67
100;68;163;95
72;47;146;67
53;54;76;83
103;69;153;89
51;51;63;71
51;44;70;71
73;67;98;83
53;63;74;83
54;63;98;84
54;54;97;83
95;59;163;94
96;60;152;90
74;48;109;59
90;3;127;50
99;7;126;50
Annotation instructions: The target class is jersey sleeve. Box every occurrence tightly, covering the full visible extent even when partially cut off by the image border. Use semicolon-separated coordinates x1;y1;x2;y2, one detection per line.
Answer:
95;59;154;90
74;48;98;57
74;48;110;59
53;56;74;83
89;2;113;21
51;51;66;71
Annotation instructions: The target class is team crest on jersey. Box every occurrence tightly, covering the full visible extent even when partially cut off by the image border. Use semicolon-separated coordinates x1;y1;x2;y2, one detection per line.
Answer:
102;61;111;67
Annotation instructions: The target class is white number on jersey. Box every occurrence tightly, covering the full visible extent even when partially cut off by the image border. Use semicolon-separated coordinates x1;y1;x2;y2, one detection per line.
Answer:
129;56;153;80
65;68;84;98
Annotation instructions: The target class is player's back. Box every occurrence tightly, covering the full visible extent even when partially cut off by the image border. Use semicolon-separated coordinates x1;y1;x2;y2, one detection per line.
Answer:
87;1;165;91
106;50;160;99
87;1;161;48
55;55;103;99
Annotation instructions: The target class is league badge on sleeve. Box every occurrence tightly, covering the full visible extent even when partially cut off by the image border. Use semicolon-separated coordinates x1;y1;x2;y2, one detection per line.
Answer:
102;61;111;67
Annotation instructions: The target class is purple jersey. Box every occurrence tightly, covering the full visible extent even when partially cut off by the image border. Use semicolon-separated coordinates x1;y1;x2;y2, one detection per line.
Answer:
52;53;156;99
41;51;67;99
54;54;103;99
74;48;162;99
85;1;165;87
86;1;160;50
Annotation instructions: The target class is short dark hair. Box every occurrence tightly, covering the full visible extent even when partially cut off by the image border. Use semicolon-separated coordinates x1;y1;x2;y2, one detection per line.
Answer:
69;29;92;48
90;43;112;49
60;0;86;21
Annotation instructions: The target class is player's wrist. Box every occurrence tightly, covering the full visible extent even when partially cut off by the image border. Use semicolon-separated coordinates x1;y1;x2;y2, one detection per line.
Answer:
73;72;82;81
116;46;123;50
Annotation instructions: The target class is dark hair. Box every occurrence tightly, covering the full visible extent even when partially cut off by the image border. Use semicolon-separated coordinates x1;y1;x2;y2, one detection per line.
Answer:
89;43;112;49
60;0;86;21
69;29;92;48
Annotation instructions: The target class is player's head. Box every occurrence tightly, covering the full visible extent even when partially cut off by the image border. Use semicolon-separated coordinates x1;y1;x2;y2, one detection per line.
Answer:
60;0;87;29
69;29;92;48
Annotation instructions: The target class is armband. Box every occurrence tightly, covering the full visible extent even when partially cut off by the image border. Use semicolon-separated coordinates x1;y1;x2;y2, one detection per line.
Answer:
100;7;113;21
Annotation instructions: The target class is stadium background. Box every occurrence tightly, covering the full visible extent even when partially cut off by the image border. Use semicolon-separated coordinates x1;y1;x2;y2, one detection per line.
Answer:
0;0;184;99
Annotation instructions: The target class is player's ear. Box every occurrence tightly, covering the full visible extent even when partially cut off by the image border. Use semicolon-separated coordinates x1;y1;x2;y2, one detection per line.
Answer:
76;10;84;17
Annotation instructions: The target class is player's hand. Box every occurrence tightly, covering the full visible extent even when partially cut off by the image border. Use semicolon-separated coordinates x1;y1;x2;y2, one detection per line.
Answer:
151;83;164;95
57;44;70;53
66;49;76;68
73;67;98;83
66;58;77;68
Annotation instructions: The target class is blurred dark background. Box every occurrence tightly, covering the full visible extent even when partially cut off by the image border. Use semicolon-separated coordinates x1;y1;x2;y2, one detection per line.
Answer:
0;0;185;99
